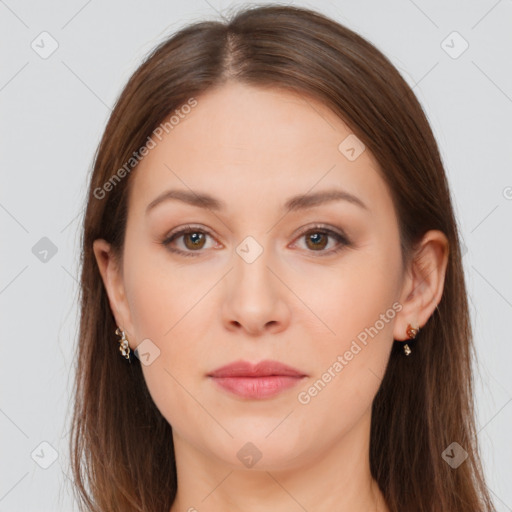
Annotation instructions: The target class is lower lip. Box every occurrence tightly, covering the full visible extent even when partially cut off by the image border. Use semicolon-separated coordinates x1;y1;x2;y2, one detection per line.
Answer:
209;375;305;399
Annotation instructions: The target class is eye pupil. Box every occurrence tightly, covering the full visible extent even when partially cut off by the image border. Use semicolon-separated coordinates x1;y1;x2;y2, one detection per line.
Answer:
184;232;205;249
306;232;328;250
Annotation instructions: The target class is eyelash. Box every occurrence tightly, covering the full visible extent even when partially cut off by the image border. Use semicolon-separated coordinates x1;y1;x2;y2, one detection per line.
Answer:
160;223;351;258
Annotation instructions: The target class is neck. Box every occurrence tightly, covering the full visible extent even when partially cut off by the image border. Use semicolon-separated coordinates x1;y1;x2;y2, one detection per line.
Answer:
169;408;389;512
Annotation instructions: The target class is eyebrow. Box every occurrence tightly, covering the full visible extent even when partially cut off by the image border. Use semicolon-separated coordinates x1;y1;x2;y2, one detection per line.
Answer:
145;188;369;214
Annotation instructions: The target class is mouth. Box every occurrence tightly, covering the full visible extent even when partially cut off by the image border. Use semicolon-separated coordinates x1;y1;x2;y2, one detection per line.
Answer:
207;360;308;399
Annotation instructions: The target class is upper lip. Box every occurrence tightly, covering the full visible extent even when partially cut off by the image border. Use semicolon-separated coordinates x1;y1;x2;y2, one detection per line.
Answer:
208;360;307;378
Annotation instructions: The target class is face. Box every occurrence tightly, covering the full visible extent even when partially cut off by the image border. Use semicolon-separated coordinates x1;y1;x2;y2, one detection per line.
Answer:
96;81;410;470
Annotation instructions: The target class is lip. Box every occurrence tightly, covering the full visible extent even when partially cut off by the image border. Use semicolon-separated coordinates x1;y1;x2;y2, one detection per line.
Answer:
207;360;308;399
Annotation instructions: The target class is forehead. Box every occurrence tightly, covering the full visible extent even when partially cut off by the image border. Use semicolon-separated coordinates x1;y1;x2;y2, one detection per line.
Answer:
128;82;392;217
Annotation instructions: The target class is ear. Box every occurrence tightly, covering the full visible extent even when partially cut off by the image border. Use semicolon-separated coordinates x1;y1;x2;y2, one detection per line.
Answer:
92;239;136;349
393;230;449;341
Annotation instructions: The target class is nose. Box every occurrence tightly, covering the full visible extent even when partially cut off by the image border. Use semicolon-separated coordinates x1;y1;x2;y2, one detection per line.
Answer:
221;245;291;336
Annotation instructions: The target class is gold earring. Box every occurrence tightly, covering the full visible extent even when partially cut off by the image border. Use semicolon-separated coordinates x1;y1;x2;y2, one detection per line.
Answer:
115;327;132;363
403;323;420;356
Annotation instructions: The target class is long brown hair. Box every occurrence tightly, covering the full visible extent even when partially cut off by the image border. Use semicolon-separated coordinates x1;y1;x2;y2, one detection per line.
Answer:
69;5;495;511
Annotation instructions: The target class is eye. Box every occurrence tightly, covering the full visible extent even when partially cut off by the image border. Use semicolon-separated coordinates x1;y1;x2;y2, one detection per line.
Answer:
291;224;351;256
161;225;220;257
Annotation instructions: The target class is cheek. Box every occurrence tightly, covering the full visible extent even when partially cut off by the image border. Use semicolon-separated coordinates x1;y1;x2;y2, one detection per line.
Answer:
300;252;399;343
296;246;400;399
125;260;209;372
291;271;397;449
122;250;214;428
124;242;210;338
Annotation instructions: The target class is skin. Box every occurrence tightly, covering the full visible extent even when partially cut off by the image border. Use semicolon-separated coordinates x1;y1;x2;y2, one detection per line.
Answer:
93;81;449;512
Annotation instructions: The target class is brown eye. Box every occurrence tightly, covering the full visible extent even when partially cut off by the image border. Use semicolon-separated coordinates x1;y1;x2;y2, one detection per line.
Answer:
162;226;219;257
293;225;351;256
305;232;329;251
182;232;206;250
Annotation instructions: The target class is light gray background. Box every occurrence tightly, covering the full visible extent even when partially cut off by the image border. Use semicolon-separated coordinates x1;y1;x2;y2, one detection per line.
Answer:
1;0;511;510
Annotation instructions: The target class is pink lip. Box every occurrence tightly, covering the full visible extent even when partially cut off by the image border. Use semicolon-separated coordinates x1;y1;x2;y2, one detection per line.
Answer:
207;360;307;399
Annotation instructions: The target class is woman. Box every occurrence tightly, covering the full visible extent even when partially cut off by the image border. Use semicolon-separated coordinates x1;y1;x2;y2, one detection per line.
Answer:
70;4;495;511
